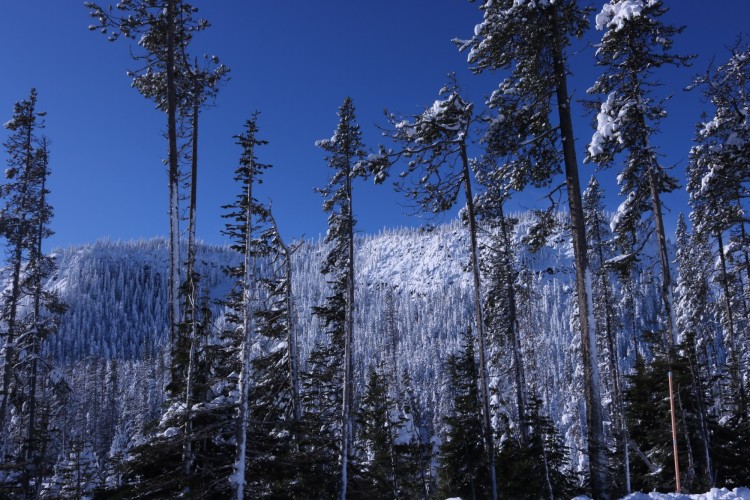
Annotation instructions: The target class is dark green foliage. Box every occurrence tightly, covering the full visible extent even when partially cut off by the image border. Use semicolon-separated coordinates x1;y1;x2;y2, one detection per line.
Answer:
295;341;343;499
438;328;489;500
622;333;750;494
497;396;579;499
355;364;428;499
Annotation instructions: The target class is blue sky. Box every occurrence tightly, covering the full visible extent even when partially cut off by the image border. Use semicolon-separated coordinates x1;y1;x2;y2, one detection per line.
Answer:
0;1;748;251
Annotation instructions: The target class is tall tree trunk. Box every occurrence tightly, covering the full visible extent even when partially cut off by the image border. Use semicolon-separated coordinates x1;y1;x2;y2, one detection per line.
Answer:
166;0;181;355
340;161;355;500
234;169;255;500
183;76;200;478
715;231;747;414
22;163;48;497
0;120;34;459
498;202;528;445
550;13;607;499
460;143;497;500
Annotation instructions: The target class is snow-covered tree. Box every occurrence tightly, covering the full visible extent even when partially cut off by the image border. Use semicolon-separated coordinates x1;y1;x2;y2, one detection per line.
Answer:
458;1;608;495
312;97;367;499
0;90;65;496
587;0;692;491
221;113;272;499
688;43;750;418
368;80;498;499
85;0;225;361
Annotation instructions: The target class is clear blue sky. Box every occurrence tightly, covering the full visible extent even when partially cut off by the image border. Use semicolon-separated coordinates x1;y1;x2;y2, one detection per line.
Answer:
0;1;748;251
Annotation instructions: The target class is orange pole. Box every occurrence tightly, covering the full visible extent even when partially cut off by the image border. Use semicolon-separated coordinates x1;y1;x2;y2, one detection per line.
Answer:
668;370;681;492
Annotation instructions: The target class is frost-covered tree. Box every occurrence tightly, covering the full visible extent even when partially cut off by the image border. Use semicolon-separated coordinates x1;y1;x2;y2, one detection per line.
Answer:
312;97;367;500
586;0;691;491
687;43;750;418
674;214;717;488
475;182;529;447
85;0;224;357
221;113;272;499
368;80;497;499
0;90;64;496
457;1;608;495
582;175;631;491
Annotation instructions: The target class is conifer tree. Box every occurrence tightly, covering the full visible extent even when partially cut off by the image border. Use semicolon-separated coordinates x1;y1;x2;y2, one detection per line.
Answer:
586;1;691;491
0;91;64;496
356;365;400;499
497;395;579;499
85;0;226;366
313;97;367;500
674;214;717;488
438;328;489;500
221;113;272;499
583;175;630;492
458;1;608;495
475;182;529;447
368;80;498;499
687;43;750;418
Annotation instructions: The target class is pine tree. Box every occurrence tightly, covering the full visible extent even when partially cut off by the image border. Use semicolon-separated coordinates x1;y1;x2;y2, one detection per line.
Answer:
313;97;367;500
583;175;630;493
623;333;725;493
586;1;692;491
356;365;400;499
243;211;301;497
674;215;720;490
458;1;607;495
0;90;65;496
84;0;226;370
497;395;579;499
368;79;498;499
687;43;750;418
475;184;529;447
438;328;489;500
221;113;272;498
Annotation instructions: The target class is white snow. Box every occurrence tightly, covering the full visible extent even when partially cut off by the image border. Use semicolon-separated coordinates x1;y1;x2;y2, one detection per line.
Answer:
575;488;750;500
596;0;658;31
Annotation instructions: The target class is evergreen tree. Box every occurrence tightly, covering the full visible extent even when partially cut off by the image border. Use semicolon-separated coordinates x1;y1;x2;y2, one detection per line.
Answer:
243;211;301;498
312;97;367;500
458;3;608;494
623;333;724;493
221;113;272;498
497;395;579;499
356;365;400;499
475;184;529;447
438;328;489;500
583;175;630;493
587;1;692;490
0;90;65;496
687;43;750;418
368;79;498;499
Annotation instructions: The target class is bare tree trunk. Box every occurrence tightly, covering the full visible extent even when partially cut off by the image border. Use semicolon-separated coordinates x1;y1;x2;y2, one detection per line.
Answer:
716;231;747;414
460;143;497;500
340;162;355;500
498;202;528;445
166;0;181;355
234;166;255;500
183;76;200;479
550;13;607;499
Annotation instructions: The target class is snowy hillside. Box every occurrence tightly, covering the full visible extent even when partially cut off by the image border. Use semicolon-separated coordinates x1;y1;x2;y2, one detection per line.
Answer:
39;215;664;464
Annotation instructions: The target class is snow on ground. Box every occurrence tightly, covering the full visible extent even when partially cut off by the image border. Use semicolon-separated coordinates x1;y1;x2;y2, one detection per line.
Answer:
573;487;750;500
